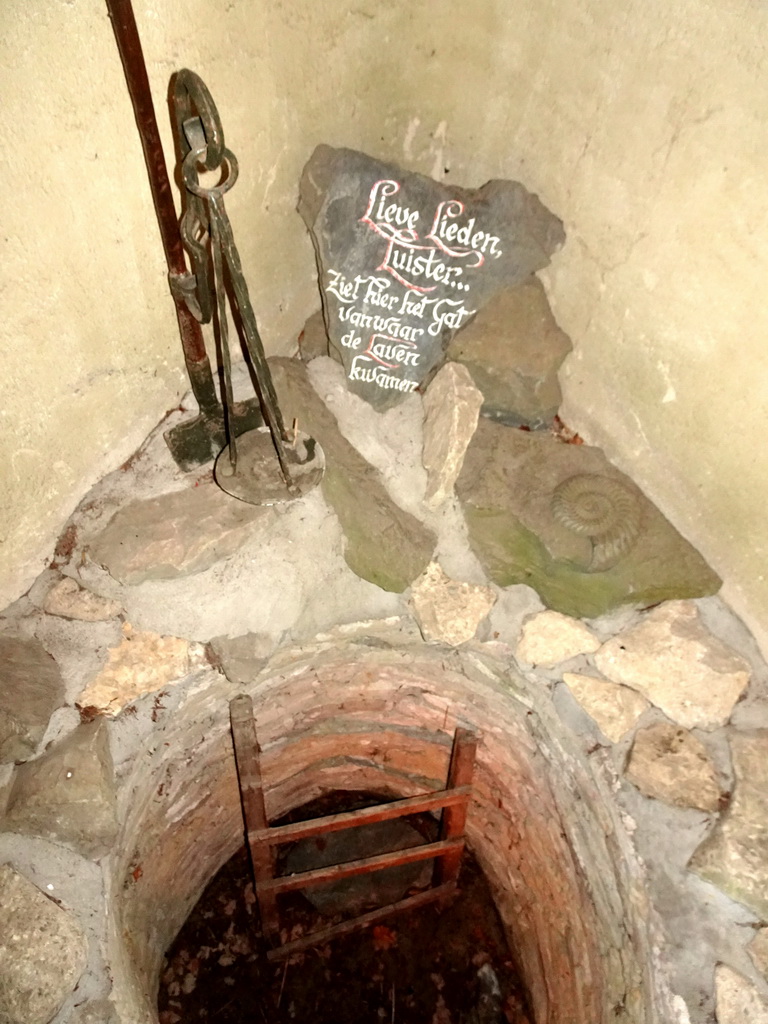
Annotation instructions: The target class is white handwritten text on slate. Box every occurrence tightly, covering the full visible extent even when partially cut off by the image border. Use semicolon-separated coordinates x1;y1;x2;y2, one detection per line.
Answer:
324;179;503;396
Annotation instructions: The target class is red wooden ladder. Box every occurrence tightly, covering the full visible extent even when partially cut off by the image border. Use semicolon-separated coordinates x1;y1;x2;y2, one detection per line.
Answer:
229;694;477;961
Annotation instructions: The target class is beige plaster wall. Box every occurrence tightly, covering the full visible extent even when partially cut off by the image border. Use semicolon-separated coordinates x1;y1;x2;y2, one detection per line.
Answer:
2;0;767;653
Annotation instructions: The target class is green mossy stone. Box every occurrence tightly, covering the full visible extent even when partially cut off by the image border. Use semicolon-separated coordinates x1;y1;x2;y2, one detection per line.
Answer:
457;421;721;618
271;357;436;593
321;462;434;592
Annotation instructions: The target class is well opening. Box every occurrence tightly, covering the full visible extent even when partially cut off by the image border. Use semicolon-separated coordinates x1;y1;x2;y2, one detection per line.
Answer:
157;787;529;1023
108;639;656;1024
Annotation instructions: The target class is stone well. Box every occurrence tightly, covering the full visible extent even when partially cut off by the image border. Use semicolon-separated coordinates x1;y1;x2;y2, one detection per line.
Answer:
110;636;654;1024
1;355;767;1024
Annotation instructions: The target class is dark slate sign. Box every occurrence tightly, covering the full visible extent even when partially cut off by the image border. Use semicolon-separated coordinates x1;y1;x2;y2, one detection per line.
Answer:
298;146;565;410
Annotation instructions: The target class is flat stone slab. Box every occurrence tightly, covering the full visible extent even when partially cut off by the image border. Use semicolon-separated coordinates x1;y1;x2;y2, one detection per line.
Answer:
690;730;768;918
446;276;572;428
595;601;750;730
625;721;721;812
77;625;196;716
207;632;276;685
3;720;118;857
298;309;335;363
0;635;64;764
299;145;564;410
409;562;496;646
714;964;768;1024
88;478;271;585
562;672;649;743
455;418;721;618
0;863;88;1024
271;357;436;592
516;610;600;667
422;362;483;509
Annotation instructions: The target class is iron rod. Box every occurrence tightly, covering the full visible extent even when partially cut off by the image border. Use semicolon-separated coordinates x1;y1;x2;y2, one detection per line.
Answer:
104;0;218;412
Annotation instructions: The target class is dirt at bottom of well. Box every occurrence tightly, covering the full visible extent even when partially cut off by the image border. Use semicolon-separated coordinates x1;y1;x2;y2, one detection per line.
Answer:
158;794;532;1024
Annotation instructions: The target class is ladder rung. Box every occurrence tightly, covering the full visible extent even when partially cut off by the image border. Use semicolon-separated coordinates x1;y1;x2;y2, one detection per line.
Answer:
266;882;457;960
248;786;472;847
256;837;464;895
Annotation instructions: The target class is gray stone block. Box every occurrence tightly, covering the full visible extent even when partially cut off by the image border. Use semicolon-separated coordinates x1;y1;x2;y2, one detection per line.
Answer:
299;145;564;410
271;357;436;592
0;635;64;764
3;721;118;858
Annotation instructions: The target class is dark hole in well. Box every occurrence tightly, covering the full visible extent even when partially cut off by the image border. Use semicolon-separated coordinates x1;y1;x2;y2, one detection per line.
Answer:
157;790;532;1024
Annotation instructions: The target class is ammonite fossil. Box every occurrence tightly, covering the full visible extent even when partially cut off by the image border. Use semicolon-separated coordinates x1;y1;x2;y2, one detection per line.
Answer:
551;473;642;572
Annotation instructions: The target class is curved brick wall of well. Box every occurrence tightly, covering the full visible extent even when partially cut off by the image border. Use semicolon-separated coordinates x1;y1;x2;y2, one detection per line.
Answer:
109;638;661;1024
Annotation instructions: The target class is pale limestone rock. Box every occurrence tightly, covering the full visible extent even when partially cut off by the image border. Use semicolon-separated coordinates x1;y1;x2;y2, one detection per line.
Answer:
43;575;123;621
410;562;496;646
516;610;600;667
749;929;768;980
89;479;272;585
562;672;649;742
422;362;483;509
77;624;197;715
625;721;721;812
690;731;768;918
0;863;88;1024
715;964;768;1024
3;720;118;857
594;601;750;730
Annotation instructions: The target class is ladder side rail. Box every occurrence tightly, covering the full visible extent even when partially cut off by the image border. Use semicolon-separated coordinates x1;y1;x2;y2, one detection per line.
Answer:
229;694;280;938
434;727;478;888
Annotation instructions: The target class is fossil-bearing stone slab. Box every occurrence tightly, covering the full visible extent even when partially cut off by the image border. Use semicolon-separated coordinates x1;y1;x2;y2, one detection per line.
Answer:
690;730;768;918
3;720;118;857
0;863;88;1024
88;478;272;585
625;721;721;812
595;601;750;730
271;357;436;592
42;576;122;621
714;964;768;1024
422;362;483;509
516;609;600;667
446;276;572;428
409;562;496;646
0;635;64;764
562;672;649;743
77;625;197;716
299;145;564;410
455;418;721;618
